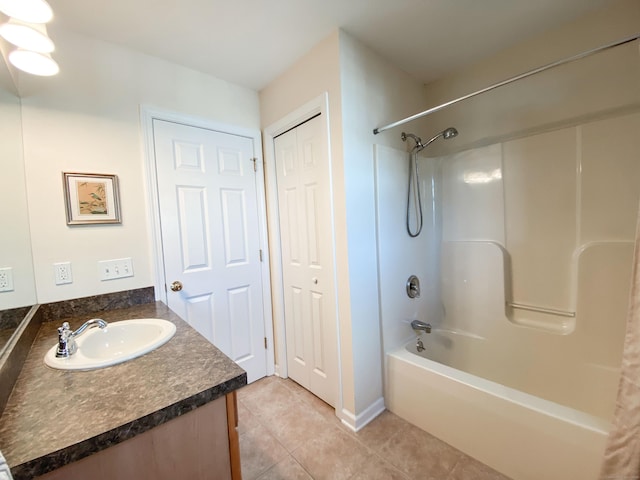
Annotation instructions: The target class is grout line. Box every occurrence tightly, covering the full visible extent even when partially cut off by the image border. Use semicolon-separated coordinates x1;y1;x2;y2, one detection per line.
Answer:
370;451;412;480
291;455;315;479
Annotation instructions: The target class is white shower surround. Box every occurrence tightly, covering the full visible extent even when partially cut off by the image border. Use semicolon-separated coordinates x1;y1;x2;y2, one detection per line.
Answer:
374;112;640;479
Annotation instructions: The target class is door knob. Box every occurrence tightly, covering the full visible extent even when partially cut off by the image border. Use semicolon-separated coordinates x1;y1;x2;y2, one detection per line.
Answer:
170;281;183;292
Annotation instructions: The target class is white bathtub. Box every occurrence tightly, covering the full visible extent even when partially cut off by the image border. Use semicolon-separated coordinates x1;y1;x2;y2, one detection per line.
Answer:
386;339;611;480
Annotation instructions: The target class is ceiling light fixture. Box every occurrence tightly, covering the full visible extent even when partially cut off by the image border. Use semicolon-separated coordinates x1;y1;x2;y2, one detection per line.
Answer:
0;0;53;24
8;48;59;76
0;18;54;52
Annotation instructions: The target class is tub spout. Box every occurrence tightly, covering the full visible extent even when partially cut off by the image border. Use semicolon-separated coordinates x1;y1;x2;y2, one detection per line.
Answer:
411;320;431;334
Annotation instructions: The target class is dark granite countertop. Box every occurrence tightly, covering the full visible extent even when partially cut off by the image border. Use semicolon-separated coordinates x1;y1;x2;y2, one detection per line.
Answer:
0;301;247;480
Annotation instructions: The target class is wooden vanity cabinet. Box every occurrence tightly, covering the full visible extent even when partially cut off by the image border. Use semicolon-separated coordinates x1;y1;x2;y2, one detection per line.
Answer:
36;392;242;480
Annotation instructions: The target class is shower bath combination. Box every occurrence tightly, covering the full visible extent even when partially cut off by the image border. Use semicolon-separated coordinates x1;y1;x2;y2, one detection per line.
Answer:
402;127;458;237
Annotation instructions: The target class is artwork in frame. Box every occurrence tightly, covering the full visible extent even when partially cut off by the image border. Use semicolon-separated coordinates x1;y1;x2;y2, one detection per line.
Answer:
63;173;122;225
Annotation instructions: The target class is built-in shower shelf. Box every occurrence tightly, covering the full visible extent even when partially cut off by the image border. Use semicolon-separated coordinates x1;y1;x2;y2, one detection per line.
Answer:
506;241;635;335
440;240;634;336
506;302;576;334
506;304;576;334
506;302;575;318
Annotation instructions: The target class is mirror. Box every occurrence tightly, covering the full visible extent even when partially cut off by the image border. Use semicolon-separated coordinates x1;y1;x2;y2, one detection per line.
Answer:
0;45;37;355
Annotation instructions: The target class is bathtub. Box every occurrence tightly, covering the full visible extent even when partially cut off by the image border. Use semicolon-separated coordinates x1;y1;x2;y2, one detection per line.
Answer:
385;337;612;480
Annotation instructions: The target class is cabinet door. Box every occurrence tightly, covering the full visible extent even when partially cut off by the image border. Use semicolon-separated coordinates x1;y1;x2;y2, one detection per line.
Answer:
36;396;234;480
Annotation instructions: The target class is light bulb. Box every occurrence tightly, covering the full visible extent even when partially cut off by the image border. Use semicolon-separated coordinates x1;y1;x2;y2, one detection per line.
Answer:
0;19;54;52
0;0;53;23
9;48;59;76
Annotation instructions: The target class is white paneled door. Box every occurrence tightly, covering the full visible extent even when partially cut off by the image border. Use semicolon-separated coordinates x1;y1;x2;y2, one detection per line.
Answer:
153;119;267;383
274;114;338;407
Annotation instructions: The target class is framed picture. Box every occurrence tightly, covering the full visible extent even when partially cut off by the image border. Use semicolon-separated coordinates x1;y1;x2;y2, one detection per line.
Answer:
63;173;122;225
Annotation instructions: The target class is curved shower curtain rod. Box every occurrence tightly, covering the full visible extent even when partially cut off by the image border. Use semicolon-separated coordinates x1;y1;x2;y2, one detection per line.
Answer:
373;33;640;135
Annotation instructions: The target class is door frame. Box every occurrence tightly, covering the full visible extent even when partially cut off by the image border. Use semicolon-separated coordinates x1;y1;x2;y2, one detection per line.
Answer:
262;93;341;392
140;105;275;377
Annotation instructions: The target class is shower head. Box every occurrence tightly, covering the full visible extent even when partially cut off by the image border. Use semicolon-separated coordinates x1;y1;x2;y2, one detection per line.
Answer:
420;127;458;151
402;127;458;152
442;127;458;140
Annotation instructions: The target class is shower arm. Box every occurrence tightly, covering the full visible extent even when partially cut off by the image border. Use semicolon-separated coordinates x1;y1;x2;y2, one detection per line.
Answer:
417;131;445;151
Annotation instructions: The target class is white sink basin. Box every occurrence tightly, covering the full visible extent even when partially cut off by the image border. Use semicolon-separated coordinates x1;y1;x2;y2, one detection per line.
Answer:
44;318;176;371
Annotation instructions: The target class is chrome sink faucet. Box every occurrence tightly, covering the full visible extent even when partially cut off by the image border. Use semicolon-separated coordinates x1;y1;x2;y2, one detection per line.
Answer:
411;319;432;334
56;318;108;358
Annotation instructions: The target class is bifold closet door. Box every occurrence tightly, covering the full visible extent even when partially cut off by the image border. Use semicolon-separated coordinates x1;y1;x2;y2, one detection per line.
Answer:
274;114;338;407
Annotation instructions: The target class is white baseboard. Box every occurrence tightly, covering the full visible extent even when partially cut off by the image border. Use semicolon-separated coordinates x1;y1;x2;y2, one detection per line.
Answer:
340;397;386;432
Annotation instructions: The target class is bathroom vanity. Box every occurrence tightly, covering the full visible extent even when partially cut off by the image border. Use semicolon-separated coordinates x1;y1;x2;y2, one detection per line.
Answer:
0;300;246;480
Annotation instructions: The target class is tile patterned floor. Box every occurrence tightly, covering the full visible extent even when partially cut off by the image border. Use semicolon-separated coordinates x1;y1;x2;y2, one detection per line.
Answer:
237;376;511;480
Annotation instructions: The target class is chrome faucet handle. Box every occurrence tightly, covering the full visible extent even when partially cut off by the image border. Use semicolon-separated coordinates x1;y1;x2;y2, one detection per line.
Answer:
56;322;76;358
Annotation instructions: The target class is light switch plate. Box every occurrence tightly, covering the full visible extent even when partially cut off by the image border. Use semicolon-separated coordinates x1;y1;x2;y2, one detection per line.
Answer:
98;258;134;281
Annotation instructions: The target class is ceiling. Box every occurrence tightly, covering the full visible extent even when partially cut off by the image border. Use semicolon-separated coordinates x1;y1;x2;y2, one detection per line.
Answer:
47;0;613;91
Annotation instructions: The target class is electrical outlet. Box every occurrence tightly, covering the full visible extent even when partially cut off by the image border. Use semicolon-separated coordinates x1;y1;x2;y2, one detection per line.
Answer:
98;258;134;281
0;267;14;292
54;262;73;285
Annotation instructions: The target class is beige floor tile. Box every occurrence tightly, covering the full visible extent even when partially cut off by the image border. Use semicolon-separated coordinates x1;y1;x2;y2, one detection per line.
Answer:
238;377;504;480
242;381;301;419
238;375;279;401
448;454;512;480
354;410;411;452
348;454;411;480
256;455;313;480
259;397;332;451
280;378;309;395
292;425;371;480
238;399;260;435
277;378;348;434
378;422;462;479
240;424;289;480
295;386;343;425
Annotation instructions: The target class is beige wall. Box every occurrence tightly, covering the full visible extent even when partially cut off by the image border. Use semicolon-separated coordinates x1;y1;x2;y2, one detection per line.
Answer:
338;31;429;415
420;0;640;156
18;27;260;304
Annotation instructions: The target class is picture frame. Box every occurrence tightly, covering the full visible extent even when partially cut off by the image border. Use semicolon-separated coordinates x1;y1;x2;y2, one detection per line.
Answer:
63;172;122;225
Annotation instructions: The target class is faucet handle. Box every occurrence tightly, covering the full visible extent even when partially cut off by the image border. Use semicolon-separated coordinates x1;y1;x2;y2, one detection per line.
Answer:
56;321;76;357
58;322;71;339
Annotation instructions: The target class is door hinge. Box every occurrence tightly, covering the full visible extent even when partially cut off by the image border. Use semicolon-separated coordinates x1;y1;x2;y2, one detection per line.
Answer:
259;249;263;262
264;337;268;349
251;157;257;172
